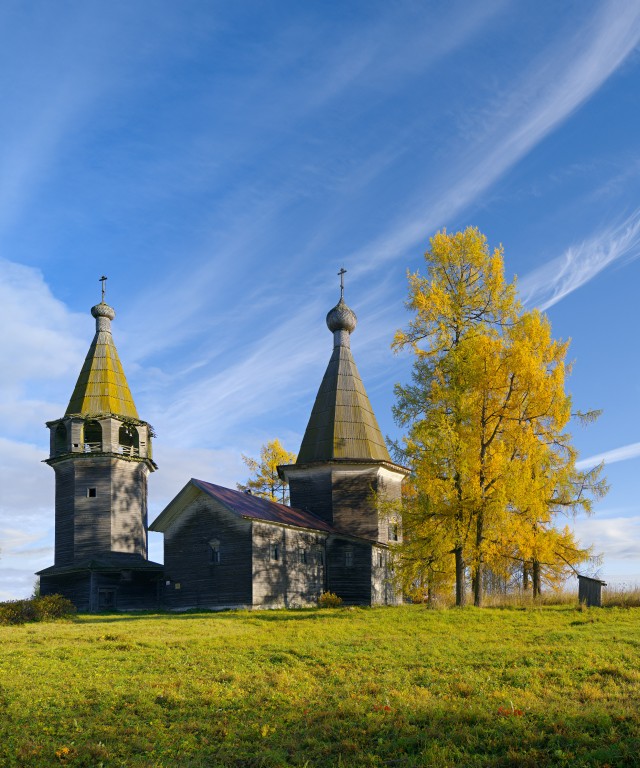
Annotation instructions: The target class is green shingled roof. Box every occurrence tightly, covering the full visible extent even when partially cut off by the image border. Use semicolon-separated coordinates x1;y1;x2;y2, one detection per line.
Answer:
297;342;391;463
65;305;138;419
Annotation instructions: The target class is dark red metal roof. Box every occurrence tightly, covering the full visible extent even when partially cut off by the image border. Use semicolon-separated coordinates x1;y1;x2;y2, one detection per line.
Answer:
191;479;336;533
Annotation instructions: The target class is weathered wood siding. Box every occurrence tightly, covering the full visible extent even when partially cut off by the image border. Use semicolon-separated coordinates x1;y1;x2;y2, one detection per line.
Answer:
578;576;605;607
162;494;253;609
109;459;148;556
51;456;148;565
40;570;161;612
331;468;380;539
251;523;326;608
40;572;92;611
288;471;333;523
288;465;404;544
53;461;75;565
326;537;372;605
370;545;402;606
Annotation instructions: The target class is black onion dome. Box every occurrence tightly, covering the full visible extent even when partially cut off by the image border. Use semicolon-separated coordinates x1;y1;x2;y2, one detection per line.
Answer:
326;298;357;334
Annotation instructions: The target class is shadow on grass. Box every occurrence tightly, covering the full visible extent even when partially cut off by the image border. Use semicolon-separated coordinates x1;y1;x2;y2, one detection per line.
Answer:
76;607;365;624
6;685;639;768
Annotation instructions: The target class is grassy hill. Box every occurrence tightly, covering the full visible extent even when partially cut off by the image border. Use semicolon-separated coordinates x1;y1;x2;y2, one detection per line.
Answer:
1;605;639;767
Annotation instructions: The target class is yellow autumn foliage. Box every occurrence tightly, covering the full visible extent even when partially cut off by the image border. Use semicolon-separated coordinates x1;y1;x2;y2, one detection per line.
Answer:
393;227;607;606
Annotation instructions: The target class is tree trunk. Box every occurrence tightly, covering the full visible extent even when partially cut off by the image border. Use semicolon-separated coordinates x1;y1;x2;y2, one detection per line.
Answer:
473;561;483;607
454;547;466;607
532;559;541;597
473;512;484;607
522;562;530;591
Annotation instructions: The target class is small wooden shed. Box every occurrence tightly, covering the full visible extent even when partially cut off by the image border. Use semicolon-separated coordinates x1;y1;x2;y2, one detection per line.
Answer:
577;574;606;607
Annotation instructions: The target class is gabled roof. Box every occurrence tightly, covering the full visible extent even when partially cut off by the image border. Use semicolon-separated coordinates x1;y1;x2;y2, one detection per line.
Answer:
65;302;139;419
150;478;336;534
297;298;391;464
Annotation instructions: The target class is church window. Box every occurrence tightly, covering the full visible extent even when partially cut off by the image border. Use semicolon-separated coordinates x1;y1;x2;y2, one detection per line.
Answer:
299;549;307;564
316;548;324;565
270;543;279;561
87;487;97;498
344;548;354;568
378;553;384;567
209;539;221;564
388;523;399;542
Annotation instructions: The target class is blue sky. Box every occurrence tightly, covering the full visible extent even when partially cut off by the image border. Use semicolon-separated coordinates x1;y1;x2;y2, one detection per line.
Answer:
1;1;640;599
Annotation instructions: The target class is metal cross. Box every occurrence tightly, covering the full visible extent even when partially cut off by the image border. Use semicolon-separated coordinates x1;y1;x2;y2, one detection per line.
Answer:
338;267;347;299
99;275;108;302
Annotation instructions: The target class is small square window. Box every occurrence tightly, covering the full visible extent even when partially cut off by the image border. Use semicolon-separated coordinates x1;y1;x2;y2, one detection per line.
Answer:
87;487;97;498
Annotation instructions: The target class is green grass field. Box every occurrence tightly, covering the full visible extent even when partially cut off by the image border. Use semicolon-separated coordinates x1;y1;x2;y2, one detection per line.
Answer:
1;605;639;767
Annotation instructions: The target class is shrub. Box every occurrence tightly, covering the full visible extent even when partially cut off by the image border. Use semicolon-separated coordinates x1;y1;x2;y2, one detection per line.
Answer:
318;591;343;608
34;594;76;620
0;595;76;625
0;600;37;625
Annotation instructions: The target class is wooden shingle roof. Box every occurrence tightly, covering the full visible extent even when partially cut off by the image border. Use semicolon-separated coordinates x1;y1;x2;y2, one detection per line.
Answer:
296;297;391;464
65;302;139;419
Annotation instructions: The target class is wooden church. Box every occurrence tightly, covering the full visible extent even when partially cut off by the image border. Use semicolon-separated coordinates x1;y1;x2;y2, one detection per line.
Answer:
39;277;407;610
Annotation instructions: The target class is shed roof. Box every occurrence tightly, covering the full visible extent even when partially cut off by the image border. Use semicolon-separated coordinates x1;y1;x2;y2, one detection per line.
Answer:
65;302;138;419
150;478;337;534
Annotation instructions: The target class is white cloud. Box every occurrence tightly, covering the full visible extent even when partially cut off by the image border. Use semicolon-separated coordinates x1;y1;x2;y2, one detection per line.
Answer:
0;259;85;396
573;515;640;563
576;440;640;471
0;569;40;601
519;209;640;310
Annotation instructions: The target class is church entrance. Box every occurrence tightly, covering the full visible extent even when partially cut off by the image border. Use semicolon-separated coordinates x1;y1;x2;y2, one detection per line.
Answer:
98;588;117;610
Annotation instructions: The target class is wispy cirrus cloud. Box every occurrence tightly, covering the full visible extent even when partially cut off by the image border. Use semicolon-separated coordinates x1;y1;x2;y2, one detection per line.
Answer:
518;209;640;310
351;1;640;271
576;440;640;471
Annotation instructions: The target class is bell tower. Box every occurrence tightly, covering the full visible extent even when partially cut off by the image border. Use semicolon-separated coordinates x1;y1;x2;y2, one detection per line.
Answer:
38;280;162;611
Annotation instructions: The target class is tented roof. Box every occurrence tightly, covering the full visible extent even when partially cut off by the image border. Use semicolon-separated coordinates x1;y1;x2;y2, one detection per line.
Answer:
65;302;139;419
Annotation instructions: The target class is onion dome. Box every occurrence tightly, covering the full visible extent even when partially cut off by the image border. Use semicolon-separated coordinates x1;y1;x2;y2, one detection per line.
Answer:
326;297;357;334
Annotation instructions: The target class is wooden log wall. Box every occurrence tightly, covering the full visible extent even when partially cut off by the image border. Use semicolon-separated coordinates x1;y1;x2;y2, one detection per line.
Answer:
162;495;253;609
251;522;326;608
